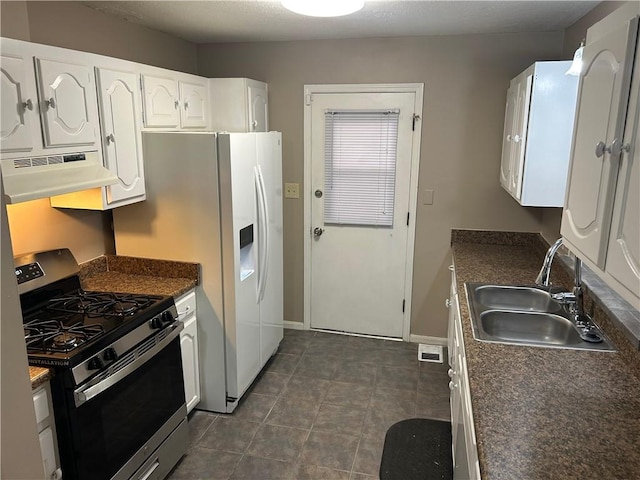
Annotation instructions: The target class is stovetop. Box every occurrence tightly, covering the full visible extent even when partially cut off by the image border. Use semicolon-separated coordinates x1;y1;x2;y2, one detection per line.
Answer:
23;287;173;368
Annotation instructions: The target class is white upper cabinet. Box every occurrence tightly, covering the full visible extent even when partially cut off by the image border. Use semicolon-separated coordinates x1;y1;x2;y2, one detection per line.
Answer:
248;81;268;132
35;58;99;148
179;80;208;128
209;78;269;132
142;74;180;128
0;54;34;154
50;66;146;210
499;61;579;207
561;8;640;310
96;68;145;205
142;74;209;129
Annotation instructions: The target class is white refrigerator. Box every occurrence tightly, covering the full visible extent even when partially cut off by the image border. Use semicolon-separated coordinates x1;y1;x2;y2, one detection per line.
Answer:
113;131;283;413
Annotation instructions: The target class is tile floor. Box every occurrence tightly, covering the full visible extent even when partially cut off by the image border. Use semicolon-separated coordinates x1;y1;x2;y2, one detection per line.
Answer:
168;329;451;479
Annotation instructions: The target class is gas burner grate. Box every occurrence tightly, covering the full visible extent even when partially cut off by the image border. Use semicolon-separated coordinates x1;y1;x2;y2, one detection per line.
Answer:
47;291;157;318
24;318;104;353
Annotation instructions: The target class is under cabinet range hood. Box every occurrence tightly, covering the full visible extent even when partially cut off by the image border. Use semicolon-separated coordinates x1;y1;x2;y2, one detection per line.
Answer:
1;151;118;204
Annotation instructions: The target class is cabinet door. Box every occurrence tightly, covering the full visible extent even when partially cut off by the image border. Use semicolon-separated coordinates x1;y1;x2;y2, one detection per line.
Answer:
180;315;200;413
142;75;179;128
605;37;640;301
1;55;34;154
35;58;98;148
499;85;517;191
179;80;208;128
248;83;268;132
561;18;639;267
96;68;145;205
510;72;533;199
39;426;57;480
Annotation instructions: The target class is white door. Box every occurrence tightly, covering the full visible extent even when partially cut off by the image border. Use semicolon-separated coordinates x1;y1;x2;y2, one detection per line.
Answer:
96;68;145;205
499;85;517;191
605;37;640;299
36;58;98;148
0;55;34;154
180;315;200;413
309;92;416;337
142;75;179;128
179;80;208;128
256;133;283;365
248;82;268;132
561;17;638;267
510;71;533;199
218;133;261;400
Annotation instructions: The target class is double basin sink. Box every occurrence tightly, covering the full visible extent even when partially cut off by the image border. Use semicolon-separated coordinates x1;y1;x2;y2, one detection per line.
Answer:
465;284;615;351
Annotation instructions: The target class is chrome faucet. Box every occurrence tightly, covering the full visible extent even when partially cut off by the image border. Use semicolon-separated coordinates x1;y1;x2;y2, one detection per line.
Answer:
536;238;586;322
535;238;564;288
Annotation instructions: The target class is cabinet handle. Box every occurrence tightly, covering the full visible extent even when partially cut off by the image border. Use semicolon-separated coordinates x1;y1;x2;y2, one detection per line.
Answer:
184;101;189;109
595;139;630;158
506;134;512;142
445;298;451;308
45;98;56;109
22;99;33;111
448;264;454;272
106;133;115;144
251;120;258;129
174;100;180;109
448;368;456;378
449;380;457;390
512;134;521;143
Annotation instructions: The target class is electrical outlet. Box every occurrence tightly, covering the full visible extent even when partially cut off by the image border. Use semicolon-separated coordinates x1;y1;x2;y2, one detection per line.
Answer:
284;183;300;199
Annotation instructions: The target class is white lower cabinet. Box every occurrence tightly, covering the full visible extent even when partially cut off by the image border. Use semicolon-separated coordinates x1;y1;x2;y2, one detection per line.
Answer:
33;382;62;480
176;290;200;413
448;263;480;479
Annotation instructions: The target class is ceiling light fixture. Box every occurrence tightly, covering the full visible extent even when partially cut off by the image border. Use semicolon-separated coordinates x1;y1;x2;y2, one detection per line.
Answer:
281;0;365;17
565;41;585;76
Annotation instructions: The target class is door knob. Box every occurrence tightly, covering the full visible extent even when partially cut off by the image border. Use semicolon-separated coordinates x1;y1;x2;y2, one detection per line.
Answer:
314;189;323;198
313;227;324;238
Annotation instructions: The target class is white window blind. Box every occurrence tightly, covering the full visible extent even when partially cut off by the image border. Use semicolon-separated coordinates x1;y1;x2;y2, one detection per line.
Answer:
324;109;399;227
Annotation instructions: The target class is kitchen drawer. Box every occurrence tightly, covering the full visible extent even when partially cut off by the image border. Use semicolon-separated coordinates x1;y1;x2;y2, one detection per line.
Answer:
33;386;50;425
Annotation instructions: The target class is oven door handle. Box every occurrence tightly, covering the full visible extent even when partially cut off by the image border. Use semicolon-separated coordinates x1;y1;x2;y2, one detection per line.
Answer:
73;322;183;407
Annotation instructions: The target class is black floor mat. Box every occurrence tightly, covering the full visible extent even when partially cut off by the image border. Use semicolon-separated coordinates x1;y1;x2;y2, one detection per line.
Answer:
379;418;453;480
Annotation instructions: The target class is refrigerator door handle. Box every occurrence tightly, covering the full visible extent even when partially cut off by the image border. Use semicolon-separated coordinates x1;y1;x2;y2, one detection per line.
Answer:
255;166;267;302
257;165;270;302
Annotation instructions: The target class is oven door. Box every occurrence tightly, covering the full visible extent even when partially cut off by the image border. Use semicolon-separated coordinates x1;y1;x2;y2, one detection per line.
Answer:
62;324;186;480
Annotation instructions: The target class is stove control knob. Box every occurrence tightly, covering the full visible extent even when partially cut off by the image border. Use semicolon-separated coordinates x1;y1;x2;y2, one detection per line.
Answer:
103;348;118;362
88;357;103;370
161;310;175;324
149;316;164;329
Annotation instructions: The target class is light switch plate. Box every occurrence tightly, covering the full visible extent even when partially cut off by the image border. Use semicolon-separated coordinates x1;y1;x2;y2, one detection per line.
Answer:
423;189;434;205
284;183;300;199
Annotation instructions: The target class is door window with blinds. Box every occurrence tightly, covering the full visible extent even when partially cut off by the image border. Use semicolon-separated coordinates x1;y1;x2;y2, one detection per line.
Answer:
324;109;399;227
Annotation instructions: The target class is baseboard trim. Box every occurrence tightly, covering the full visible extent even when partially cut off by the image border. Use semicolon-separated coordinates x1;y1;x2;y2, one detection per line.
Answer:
409;334;448;346
283;321;304;330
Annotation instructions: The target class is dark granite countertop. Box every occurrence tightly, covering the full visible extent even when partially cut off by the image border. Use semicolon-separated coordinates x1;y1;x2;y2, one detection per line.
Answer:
80;255;200;298
451;234;640;479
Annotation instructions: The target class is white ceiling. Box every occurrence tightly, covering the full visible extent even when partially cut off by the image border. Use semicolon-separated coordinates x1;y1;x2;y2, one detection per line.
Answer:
82;0;600;44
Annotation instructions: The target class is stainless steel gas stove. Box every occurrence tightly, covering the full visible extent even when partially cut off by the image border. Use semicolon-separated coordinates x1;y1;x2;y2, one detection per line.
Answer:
16;249;188;480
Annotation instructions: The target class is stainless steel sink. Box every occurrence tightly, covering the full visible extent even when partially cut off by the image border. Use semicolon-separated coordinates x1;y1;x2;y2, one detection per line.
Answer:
479;310;584;346
465;283;615;351
473;285;562;313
